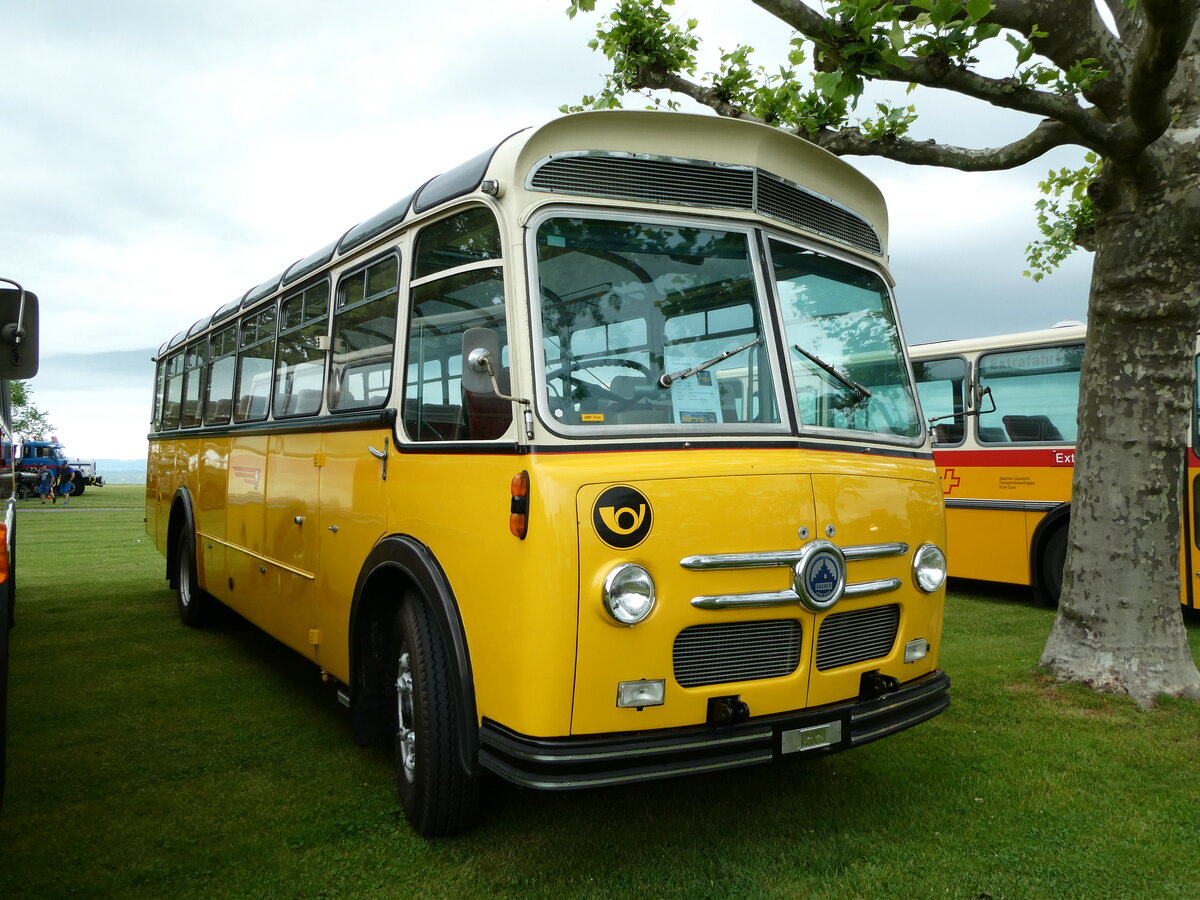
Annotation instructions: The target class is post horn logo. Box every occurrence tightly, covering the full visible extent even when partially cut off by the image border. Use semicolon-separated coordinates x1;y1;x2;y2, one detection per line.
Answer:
593;485;653;550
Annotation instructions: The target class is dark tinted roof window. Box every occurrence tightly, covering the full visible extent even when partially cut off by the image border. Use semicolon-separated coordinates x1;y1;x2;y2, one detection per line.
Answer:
338;192;416;254
283;240;339;286
243;269;288;307
413;145;500;213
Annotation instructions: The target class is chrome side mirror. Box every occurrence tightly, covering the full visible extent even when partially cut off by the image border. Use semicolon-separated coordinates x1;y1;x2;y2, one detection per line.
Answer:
461;327;502;395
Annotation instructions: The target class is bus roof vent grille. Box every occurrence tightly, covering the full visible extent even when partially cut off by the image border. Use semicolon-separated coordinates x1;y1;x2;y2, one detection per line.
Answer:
528;152;882;256
530;153;753;210
756;173;882;256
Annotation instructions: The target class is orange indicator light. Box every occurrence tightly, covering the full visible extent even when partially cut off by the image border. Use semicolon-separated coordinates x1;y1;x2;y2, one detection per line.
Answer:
510;470;529;539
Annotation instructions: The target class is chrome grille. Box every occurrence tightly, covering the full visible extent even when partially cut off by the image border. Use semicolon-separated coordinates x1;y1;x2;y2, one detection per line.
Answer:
528;152;883;256
673;619;802;688
815;604;899;671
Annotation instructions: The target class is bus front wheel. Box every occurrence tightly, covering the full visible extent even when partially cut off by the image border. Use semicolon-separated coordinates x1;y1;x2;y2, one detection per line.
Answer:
393;593;479;837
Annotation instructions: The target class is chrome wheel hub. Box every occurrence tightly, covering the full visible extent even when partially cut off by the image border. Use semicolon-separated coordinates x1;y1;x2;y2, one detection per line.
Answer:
396;650;416;782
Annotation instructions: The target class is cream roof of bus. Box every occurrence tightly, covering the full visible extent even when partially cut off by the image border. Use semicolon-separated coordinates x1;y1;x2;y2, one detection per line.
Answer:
909;322;1087;358
497;109;889;254
161;110;890;357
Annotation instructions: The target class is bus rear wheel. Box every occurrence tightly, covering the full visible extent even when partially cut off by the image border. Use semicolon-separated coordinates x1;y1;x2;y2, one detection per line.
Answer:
174;530;212;628
392;593;479;837
1039;525;1068;607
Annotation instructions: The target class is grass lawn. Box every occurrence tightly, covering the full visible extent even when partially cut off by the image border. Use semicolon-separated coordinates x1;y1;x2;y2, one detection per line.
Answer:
2;483;1199;898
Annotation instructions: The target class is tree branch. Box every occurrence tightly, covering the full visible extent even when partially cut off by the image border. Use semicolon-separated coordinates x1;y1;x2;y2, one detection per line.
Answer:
897;53;1109;147
1098;0;1144;43
751;0;1113;152
631;61;1077;173
987;0;1130;116
1120;0;1199;150
810;117;1079;171
635;65;767;122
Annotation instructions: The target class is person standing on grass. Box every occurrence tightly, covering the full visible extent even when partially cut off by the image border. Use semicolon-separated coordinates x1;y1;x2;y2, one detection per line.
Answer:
56;465;74;505
37;466;52;503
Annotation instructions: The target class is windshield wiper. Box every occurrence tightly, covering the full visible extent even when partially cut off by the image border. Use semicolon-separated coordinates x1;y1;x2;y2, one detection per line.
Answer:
791;343;872;404
659;337;762;388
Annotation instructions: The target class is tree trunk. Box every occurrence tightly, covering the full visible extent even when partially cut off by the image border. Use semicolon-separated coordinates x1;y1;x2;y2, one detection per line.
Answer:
1040;142;1200;706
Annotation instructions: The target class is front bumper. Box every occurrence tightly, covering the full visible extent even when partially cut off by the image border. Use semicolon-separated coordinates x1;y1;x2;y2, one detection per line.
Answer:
478;669;950;790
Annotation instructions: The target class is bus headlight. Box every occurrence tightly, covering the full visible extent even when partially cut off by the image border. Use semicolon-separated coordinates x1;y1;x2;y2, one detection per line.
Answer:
912;543;947;593
603;563;656;625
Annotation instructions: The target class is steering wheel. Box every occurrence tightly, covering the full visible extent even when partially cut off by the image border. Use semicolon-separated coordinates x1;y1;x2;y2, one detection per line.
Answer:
546;358;656;409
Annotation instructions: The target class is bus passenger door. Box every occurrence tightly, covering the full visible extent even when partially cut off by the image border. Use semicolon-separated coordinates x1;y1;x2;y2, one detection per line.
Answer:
261;432;323;658
225;435;269;623
312;428;392;684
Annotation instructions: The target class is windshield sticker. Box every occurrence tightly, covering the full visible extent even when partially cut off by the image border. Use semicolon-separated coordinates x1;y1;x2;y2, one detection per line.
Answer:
593;485;653;549
665;357;724;424
582;413;605;423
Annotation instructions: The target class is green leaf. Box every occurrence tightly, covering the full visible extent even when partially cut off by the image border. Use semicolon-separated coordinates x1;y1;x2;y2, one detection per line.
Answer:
965;0;993;22
931;0;960;25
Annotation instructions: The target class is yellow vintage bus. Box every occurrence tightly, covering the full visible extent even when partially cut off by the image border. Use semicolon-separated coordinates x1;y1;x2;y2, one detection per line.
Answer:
147;110;950;836
911;322;1188;607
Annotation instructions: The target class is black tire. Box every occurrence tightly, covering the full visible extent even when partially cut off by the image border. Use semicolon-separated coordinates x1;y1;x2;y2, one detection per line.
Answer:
174;529;211;628
6;508;15;626
393;593;479;837
1039;524;1068;607
71;479;85;498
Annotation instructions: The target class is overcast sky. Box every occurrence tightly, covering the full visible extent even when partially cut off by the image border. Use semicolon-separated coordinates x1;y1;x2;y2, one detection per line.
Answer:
2;0;1092;461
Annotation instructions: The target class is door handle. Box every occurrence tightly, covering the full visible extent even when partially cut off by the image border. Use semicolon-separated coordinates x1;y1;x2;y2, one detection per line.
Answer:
367;437;389;480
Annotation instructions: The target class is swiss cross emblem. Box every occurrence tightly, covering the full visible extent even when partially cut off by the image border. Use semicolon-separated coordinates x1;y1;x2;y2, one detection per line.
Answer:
941;468;961;495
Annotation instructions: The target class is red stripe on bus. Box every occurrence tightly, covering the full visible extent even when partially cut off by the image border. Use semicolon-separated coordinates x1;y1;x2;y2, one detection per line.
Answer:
935;447;1200;468
931;448;1076;467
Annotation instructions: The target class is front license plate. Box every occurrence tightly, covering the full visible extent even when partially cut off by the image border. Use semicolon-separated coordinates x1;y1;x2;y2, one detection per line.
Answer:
781;720;842;754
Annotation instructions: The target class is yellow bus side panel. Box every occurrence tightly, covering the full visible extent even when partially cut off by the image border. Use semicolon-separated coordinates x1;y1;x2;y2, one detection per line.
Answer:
383;452;582;741
196;437;229;596
940;461;1073;586
311;428;392;684
944;507;1032;585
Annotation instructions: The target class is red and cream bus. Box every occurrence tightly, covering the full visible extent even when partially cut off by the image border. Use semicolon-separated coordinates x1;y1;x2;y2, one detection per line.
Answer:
909;322;1199;608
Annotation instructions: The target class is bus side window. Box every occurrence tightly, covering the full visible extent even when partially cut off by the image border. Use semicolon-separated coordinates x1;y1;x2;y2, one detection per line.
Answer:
977;344;1081;443
274;281;329;417
203;324;238;425
180;341;207;428
330;254;399;412
234;305;277;423
153;356;168;431
912;356;967;445
404;208;509;442
161;350;185;430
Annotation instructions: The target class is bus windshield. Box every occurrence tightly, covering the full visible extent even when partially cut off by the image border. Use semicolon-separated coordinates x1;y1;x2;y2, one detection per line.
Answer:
770;239;921;439
536;216;782;432
534;215;918;439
